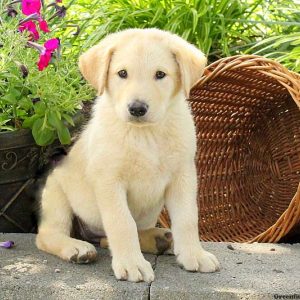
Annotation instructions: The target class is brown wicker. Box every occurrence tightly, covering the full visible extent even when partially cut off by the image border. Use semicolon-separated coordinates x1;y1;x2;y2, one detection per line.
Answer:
159;55;300;243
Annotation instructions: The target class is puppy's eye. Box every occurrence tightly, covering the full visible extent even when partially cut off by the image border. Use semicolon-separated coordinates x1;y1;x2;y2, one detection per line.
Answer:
118;70;128;79
155;71;166;80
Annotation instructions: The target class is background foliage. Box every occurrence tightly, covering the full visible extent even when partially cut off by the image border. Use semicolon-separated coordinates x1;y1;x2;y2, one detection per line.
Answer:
0;0;299;146
64;0;300;71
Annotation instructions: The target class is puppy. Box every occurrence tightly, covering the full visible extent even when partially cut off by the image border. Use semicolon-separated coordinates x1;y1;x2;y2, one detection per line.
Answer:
36;28;220;282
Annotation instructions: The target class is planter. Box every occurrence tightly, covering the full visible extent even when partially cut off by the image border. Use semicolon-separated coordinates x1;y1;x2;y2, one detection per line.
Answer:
0;129;41;232
0;110;88;233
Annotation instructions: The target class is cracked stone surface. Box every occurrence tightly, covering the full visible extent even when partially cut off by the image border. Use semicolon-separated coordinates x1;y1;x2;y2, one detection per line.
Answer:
1;233;300;300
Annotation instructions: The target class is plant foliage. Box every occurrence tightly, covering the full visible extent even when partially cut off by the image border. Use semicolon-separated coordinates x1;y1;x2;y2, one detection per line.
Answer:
66;0;300;69
0;1;95;145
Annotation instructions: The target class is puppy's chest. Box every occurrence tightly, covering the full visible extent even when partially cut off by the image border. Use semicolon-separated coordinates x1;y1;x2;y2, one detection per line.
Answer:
121;135;180;203
122;137;178;179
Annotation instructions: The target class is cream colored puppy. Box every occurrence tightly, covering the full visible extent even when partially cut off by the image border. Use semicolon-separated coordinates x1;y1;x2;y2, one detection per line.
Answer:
36;28;220;282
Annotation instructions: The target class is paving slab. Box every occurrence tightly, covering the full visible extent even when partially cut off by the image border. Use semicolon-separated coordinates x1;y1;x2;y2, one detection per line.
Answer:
1;233;300;300
0;233;153;300
151;242;300;300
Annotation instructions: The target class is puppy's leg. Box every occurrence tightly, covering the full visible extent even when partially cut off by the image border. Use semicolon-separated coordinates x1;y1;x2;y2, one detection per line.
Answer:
95;180;154;282
36;176;97;263
165;163;220;272
100;227;173;255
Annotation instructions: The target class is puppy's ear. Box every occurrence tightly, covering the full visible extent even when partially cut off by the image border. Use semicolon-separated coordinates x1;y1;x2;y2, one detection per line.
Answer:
79;36;115;95
169;35;207;98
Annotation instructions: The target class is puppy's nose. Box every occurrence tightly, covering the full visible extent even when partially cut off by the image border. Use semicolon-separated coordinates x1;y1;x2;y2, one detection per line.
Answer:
128;100;148;117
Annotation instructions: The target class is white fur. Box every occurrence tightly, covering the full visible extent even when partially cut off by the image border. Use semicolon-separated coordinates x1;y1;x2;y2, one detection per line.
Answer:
36;28;220;282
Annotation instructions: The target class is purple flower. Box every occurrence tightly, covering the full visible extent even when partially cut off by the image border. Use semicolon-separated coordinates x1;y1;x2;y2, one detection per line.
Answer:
48;4;66;20
32;97;41;104
0;241;15;248
16;63;29;78
7;5;18;17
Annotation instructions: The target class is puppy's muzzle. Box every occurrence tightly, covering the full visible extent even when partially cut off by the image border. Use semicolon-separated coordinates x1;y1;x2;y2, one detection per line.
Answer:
128;100;148;117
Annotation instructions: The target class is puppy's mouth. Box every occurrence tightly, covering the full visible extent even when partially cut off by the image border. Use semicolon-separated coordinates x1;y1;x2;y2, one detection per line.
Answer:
127;116;152;126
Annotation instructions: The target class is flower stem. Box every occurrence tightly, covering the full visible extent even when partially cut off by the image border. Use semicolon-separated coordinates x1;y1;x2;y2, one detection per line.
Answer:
8;0;21;5
27;41;46;54
19;13;40;25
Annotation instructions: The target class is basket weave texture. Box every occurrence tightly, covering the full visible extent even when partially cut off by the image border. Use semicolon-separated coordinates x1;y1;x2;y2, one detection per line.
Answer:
159;55;300;243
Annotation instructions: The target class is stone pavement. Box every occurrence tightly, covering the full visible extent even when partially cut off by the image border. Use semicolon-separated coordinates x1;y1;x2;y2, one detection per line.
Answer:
0;234;299;300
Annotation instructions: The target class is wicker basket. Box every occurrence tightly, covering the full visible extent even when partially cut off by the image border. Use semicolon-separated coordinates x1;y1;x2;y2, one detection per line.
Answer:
159;55;300;243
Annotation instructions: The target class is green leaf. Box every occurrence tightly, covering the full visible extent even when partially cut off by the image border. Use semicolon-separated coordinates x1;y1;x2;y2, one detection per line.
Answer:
22;115;40;129
191;8;198;33
150;7;164;25
0;125;14;131
55;110;62;120
48;110;62;130
32;118;55;146
57;126;71;145
1;94;16;104
18;98;33;111
34;102;47;115
6;87;22;100
63;114;75;126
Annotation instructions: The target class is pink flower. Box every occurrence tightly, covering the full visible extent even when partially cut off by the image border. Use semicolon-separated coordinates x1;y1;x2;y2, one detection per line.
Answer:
19;14;51;37
39;19;50;33
37;38;60;71
44;38;60;51
38;51;52;71
21;0;41;16
56;0;62;2
19;20;39;40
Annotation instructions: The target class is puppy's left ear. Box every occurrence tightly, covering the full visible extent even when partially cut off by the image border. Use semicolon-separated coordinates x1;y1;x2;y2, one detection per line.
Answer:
169;35;207;98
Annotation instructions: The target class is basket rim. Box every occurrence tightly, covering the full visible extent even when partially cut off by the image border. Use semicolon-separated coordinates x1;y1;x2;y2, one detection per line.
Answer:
192;54;300;110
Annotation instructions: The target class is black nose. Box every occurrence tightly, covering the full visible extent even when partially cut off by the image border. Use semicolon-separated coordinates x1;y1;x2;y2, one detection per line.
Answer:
128;100;148;117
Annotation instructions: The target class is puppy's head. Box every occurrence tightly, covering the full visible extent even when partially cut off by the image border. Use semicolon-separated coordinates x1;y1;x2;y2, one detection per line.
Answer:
79;29;206;125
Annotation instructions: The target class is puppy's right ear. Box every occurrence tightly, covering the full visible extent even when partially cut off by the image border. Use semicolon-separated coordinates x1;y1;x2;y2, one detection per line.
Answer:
79;36;115;95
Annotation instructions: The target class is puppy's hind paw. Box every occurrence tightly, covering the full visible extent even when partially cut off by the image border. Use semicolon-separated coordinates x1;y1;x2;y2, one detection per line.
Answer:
154;230;174;255
61;240;97;264
139;227;173;255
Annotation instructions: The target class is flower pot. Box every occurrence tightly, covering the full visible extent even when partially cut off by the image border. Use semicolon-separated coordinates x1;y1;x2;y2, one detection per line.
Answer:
0;129;41;233
0;110;88;233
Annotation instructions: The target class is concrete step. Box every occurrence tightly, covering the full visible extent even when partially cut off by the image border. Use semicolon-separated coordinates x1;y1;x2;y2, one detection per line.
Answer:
0;234;299;300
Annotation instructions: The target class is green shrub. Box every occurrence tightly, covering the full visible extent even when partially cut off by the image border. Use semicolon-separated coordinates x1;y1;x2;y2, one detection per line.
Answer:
66;0;300;69
247;33;300;72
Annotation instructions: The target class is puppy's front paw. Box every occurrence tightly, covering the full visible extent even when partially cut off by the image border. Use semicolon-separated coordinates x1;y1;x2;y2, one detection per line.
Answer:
112;254;154;283
177;247;220;273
